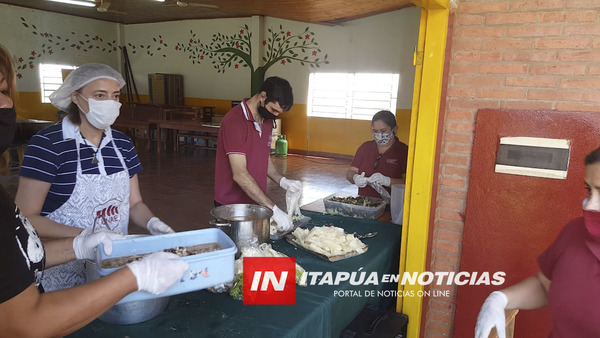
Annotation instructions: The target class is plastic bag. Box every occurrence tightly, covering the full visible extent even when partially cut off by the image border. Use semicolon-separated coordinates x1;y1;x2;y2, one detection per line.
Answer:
227;243;308;300
285;185;303;218
368;181;391;203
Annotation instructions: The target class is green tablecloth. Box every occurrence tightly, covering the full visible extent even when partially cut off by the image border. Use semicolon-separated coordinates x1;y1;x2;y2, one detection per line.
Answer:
68;211;402;338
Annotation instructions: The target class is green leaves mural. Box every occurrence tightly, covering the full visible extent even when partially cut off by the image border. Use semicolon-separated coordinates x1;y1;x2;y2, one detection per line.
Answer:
176;24;329;95
17;16;330;95
17;17;118;79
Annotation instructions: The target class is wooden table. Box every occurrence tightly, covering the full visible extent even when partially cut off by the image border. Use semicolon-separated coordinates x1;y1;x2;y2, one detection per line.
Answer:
156;119;220;153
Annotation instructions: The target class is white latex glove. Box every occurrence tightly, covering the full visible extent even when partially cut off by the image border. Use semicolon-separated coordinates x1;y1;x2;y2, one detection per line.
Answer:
272;205;293;231
127;251;189;295
353;172;368;188
368;172;391;187
280;177;302;194
475;291;508;338
147;217;175;235
73;227;125;260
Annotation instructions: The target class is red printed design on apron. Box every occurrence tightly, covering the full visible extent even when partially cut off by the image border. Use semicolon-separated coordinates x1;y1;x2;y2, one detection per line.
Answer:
41;129;130;291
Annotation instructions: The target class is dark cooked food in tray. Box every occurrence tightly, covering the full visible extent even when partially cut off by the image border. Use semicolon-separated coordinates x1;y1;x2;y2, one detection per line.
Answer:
100;242;221;269
329;196;384;207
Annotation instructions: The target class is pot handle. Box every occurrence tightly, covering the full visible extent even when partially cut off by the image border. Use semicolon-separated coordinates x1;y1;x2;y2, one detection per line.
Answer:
209;219;231;227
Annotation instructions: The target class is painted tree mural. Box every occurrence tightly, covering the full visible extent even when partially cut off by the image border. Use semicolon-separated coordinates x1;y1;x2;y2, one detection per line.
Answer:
176;24;329;95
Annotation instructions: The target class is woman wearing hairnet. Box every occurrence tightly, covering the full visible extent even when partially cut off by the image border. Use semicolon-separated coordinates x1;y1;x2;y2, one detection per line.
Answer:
1;48;187;336
15;63;175;291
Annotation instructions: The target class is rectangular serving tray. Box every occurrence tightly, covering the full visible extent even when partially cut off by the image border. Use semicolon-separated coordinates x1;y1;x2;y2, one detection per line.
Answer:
285;233;368;262
95;228;236;304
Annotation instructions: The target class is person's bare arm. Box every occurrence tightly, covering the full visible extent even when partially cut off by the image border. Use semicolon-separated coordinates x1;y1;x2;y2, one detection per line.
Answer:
502;271;550;310
229;153;275;208
267;156;284;186
42;238;76;268
346;166;359;184
128;174;154;230
0;268;137;337
15;177;82;238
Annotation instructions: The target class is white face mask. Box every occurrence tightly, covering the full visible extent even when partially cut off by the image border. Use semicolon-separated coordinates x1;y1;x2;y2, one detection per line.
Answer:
77;94;121;130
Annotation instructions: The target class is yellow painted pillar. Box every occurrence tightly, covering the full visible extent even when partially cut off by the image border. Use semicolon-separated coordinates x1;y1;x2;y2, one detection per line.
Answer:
397;1;449;337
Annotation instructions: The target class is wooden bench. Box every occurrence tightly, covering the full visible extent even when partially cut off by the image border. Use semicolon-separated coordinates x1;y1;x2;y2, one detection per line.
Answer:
156;120;220;153
113;103;165;151
176;131;218;150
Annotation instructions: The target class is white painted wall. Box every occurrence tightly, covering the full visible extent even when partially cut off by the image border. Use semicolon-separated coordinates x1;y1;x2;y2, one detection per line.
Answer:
0;4;120;92
264;8;420;108
1;4;420;108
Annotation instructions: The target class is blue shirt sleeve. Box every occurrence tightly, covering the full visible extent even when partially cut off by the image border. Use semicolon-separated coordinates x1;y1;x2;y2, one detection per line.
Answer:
20;133;59;183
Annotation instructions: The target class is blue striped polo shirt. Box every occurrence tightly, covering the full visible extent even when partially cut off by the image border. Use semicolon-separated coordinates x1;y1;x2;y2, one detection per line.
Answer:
19;118;142;216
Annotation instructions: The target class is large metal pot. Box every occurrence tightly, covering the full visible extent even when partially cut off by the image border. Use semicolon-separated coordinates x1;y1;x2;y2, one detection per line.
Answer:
210;204;272;250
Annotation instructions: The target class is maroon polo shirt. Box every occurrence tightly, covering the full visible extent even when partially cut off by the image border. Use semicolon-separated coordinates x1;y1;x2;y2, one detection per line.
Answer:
214;99;274;205
350;137;408;198
537;217;600;337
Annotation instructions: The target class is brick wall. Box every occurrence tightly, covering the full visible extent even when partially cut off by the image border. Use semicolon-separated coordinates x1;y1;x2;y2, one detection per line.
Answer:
424;1;600;337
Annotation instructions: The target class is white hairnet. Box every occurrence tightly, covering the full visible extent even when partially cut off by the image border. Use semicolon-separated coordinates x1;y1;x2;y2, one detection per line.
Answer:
49;63;125;111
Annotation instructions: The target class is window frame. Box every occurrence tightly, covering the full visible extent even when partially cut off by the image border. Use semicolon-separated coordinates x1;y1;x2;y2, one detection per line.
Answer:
307;72;400;120
39;63;76;103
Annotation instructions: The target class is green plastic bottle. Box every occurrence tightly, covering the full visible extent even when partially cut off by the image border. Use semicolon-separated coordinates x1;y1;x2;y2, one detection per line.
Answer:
275;134;288;157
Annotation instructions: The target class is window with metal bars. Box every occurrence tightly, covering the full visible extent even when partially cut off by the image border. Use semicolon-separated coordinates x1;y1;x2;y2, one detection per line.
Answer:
307;72;399;120
39;63;76;103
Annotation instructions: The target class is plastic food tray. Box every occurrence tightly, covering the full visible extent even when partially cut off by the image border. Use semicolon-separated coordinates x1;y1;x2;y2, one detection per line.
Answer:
323;194;386;219
96;228;236;304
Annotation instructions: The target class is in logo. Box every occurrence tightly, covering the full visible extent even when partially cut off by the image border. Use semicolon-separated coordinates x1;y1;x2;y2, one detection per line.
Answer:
243;256;296;305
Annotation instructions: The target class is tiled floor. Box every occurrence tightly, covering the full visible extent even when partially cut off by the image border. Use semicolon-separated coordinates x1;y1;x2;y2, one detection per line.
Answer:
0;146;357;233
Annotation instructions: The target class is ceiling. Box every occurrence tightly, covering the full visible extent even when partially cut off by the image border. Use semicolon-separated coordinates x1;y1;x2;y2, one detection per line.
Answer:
0;0;415;25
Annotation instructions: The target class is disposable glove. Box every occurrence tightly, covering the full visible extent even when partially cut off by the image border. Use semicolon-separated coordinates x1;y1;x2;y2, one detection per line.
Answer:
353;172;368;188
286;188;303;218
368;173;391;187
147;217;175;235
127;251;189;295
280;177;302;194
272;205;293;231
73;227;125;260
474;291;508;338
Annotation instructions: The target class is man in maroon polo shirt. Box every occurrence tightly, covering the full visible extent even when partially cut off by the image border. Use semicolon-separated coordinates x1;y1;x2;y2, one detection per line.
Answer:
214;77;301;231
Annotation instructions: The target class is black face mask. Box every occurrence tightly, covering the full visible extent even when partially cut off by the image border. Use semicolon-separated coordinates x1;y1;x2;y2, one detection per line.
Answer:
258;101;278;120
0;107;16;153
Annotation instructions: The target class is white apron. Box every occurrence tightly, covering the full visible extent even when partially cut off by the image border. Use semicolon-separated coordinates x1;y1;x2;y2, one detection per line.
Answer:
41;129;130;292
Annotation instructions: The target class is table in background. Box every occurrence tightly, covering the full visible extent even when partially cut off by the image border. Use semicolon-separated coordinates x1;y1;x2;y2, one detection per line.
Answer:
68;211;402;338
156;120;220;153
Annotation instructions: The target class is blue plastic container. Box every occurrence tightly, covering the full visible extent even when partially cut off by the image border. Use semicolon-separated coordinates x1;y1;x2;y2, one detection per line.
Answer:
96;228;236;304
